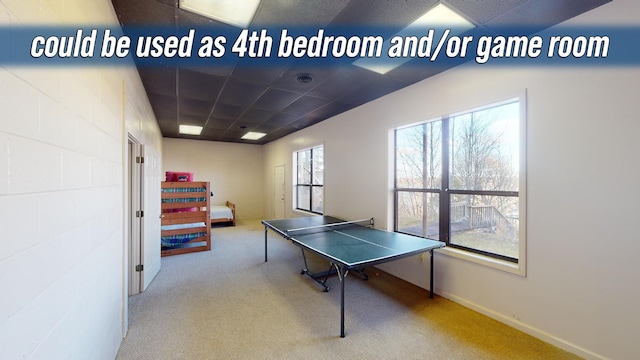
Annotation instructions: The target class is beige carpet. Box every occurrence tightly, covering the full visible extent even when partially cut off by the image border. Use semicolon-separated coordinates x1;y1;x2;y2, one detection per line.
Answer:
116;220;581;360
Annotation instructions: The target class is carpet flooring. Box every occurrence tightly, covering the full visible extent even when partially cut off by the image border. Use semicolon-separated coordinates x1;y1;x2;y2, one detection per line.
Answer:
116;219;581;360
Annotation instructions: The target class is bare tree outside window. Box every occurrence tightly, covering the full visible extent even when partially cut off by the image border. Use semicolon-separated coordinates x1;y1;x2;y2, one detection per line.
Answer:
296;146;324;214
395;100;521;262
396;122;441;238
449;103;520;259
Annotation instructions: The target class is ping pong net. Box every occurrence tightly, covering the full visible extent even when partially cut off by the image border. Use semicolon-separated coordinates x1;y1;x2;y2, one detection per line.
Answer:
285;218;374;236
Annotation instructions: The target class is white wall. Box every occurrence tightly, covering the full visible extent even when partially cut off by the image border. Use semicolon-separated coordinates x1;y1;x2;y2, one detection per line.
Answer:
163;138;264;220
262;1;640;359
0;1;162;359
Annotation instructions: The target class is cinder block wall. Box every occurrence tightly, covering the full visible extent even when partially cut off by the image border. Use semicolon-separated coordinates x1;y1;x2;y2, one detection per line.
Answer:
0;1;162;359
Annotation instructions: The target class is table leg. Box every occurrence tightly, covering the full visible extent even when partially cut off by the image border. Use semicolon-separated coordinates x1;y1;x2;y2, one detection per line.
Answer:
337;265;346;338
429;249;434;298
264;226;268;262
300;250;334;292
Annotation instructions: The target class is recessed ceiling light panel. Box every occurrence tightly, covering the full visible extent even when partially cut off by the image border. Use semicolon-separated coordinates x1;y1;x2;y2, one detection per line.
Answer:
179;125;203;135
353;3;475;74
179;0;261;28
241;131;267;140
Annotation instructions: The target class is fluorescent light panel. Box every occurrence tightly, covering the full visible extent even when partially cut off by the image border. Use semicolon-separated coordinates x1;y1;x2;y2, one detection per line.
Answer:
241;132;267;140
353;3;475;74
179;0;260;28
179;125;203;135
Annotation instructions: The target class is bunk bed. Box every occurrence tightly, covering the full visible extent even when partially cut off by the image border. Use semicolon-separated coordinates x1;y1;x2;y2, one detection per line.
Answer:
211;201;236;226
161;181;211;257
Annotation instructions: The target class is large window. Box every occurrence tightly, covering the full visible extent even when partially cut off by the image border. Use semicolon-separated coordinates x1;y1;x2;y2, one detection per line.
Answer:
394;98;523;264
295;145;324;214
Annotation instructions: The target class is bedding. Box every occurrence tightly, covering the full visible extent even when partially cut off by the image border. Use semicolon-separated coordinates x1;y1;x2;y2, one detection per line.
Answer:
211;206;233;221
210;201;236;226
161;222;207;247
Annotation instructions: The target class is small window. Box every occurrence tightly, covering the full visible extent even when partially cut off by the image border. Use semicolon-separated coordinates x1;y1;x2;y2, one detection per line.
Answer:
295;145;324;214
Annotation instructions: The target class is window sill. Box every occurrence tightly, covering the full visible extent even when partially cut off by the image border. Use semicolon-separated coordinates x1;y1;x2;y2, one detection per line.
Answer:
292;209;323;217
437;246;526;276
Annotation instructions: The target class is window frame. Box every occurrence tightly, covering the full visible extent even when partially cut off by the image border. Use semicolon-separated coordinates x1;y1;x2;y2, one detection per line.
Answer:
393;94;527;276
294;145;324;215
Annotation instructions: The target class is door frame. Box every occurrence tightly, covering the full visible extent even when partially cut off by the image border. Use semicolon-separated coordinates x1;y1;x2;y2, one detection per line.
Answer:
127;135;144;296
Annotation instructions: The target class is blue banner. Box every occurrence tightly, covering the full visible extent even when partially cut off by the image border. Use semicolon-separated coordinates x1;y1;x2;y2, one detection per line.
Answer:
1;25;638;67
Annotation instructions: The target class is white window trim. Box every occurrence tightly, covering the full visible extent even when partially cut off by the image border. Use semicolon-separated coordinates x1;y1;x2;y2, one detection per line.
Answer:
391;90;527;276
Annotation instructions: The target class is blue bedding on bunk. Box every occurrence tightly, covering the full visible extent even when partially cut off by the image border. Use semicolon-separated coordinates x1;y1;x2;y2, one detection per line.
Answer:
161;222;207;247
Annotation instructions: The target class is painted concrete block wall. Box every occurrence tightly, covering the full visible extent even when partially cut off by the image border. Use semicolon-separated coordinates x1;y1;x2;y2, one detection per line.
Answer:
162;138;265;220
0;0;162;359
263;1;640;359
0;65;122;360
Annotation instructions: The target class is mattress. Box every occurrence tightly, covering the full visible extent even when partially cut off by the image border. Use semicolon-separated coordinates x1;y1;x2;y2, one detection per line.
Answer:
211;205;233;220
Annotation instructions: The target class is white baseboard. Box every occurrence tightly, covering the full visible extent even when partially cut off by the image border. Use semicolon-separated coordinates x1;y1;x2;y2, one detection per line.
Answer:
435;289;608;360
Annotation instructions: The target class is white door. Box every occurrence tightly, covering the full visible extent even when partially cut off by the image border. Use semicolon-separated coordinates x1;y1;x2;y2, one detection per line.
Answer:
128;137;144;295
274;165;285;219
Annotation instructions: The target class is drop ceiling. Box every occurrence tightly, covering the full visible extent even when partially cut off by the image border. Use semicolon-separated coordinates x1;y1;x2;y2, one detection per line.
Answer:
111;0;611;145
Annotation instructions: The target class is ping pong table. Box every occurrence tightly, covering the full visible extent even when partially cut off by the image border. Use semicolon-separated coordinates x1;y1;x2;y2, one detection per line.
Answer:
262;215;445;337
